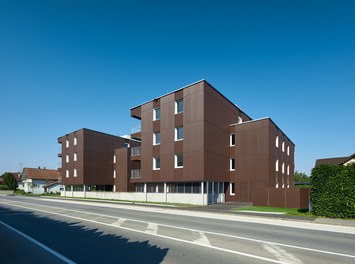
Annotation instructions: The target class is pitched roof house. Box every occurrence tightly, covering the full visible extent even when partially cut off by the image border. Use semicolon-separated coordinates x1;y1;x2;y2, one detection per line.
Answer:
315;153;355;166
21;167;61;194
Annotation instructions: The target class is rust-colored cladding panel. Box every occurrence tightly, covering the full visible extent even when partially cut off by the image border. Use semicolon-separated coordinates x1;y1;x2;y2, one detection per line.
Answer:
59;128;139;186
131;106;141;119
140;102;154;182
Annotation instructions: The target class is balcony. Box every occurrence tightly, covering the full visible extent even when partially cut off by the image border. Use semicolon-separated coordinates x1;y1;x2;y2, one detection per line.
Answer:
58;153;62;158
131;106;141;120
131;169;141;179
131;124;141;140
131;146;141;156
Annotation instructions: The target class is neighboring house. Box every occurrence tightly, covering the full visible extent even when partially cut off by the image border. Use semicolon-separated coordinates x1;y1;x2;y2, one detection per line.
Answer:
21;167;61;194
315;153;355;167
58;80;308;207
43;181;63;194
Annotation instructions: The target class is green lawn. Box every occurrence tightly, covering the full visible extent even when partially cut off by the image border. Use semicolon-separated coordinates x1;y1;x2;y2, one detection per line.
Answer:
234;206;311;216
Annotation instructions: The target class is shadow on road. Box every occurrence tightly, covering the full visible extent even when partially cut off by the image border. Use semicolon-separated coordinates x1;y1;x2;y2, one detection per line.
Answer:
0;206;168;263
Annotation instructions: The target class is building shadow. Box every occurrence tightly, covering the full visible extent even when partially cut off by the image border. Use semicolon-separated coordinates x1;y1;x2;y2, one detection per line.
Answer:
0;205;168;263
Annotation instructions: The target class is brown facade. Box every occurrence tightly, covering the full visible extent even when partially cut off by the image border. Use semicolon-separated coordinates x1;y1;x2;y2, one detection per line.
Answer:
58;128;139;189
58;80;304;207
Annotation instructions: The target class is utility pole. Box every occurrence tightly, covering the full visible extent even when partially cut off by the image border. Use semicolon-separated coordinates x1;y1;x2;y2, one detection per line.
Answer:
19;162;24;173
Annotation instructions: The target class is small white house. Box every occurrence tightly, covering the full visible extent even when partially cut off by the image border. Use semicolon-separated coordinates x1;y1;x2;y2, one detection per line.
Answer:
21;167;61;195
43;181;64;194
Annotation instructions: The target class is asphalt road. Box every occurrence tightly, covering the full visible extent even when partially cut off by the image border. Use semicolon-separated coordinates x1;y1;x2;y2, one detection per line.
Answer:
0;196;354;264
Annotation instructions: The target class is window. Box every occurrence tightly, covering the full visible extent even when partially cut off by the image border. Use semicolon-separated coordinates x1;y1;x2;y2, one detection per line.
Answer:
66;154;69;163
175;99;183;114
238;116;242;124
282;162;285;173
175;126;184;141
74;137;77;146
113;185;116;192
230;133;235;146
153;157;160;170
124;143;130;148
74;169;77;177
282;141;285;152
175;154;183;168
66;139;69;148
153;107;160;120
275;136;279;148
230;183;235;195
287;165;290;175
153;132;160;145
275;160;279;171
66;170;69;178
275;172;278;188
287;146;290;156
230;158;235;171
113;155;116;163
74;153;77;161
113;170;116;178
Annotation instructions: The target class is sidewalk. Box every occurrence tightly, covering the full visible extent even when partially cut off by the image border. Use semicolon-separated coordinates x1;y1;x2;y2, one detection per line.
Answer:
38;196;355;227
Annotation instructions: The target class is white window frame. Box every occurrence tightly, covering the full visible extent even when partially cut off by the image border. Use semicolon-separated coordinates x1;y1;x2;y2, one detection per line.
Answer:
113;155;116;163
124;143;130;148
113;170;116;178
153;157;160;170
230;133;235;146
153;107;160;121
287;165;290;175
66;139;69;148
175;154;183;168
153;132;161;145
74;169;77;177
238;116;242;124
282;141;285;152
74;152;77;162
66;154;69;163
275;172;278;188
66;170;69;178
287;146;290;156
74;136;77;146
175;99;183;114
230;158;235;171
276;159;279;171
175;126;183;141
275;136;279;148
230;183;235;196
113;185;116;192
282;162;285;174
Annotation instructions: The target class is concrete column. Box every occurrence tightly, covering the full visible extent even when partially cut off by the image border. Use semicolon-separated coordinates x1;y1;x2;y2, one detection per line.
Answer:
63;185;66;197
70;185;73;197
164;182;167;203
201;182;204;205
144;183;147;202
83;185;86;198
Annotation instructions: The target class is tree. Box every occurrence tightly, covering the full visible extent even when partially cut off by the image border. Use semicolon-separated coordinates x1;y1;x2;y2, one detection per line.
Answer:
294;171;310;182
2;173;17;190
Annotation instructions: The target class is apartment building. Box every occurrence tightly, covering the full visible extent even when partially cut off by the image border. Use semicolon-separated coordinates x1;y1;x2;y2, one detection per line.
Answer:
58;80;308;207
58;128;139;193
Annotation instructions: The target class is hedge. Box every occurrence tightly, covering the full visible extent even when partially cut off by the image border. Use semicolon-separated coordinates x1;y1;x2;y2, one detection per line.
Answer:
311;163;355;218
0;185;10;190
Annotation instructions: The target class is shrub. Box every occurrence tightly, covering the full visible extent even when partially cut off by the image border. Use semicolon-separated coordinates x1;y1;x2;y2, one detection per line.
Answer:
0;185;9;190
311;164;355;218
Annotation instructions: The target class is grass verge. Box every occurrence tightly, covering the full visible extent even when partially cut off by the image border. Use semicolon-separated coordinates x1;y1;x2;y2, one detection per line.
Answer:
234;206;313;217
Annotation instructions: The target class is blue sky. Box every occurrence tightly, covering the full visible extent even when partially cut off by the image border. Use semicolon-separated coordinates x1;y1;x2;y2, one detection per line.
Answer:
0;0;354;175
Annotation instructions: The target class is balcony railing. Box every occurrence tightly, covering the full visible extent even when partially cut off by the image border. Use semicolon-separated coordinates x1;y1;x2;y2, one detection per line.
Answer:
131;169;141;179
131;123;141;134
131;146;141;156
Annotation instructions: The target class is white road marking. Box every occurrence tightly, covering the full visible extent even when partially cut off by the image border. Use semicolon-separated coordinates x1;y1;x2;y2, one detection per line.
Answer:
112;217;127;226
37;197;355;235
0;220;76;264
193;231;211;246
2;199;355;261
145;223;158;235
263;243;303;264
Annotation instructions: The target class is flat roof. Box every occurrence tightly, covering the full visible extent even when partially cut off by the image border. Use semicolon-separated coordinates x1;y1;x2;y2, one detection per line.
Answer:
130;79;252;120
230;117;295;146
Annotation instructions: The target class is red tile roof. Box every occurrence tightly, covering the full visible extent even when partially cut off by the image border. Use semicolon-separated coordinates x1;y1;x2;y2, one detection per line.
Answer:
22;168;60;180
315;153;355;166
